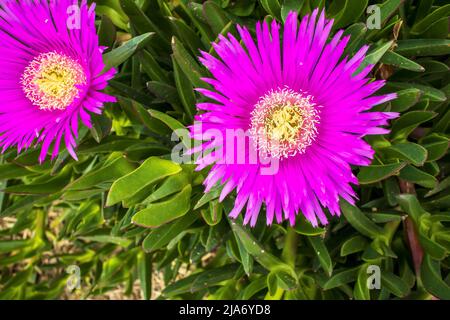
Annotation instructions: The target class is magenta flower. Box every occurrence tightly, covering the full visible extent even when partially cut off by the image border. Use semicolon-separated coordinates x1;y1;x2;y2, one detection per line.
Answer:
191;10;398;227
0;0;116;163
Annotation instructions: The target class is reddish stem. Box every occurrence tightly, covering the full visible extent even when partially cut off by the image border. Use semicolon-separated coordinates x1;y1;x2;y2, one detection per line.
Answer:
399;179;424;276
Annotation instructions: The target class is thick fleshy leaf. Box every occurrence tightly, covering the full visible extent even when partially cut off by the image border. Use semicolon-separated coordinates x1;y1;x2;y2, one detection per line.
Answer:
66;155;135;191
340;235;369;257
383;142;428;166
103;33;154;70
142;212;199;252
381;51;425;72
391;111;437;140
389;88;422;112
132;185;192;228
172;36;207;89
308;236;333;276
396;39;450;57
399;165;437;189
357;163;406;184
421;254;450;299
106;157;181;206
341;200;387;239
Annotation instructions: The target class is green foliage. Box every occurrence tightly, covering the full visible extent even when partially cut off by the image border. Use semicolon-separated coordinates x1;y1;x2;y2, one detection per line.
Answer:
0;0;449;300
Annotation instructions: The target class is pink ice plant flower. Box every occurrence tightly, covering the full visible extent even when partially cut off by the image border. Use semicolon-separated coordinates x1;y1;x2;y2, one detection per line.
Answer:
0;0;116;162
190;10;398;227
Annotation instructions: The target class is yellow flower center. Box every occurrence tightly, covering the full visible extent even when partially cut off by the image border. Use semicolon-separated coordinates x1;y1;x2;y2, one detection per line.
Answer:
264;104;305;145
21;52;86;111
250;88;320;158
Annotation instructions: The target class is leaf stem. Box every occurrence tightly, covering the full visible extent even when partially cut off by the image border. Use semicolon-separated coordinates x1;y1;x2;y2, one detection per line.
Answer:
282;227;298;268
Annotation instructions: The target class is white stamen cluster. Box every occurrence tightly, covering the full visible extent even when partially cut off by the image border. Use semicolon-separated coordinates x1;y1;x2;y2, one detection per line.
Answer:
21;51;86;111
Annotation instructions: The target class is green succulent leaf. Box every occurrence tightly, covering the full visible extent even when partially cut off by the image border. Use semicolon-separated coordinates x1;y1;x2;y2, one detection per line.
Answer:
132;185;192;228
106;157;181;206
103;33;154;71
357;163;406;184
